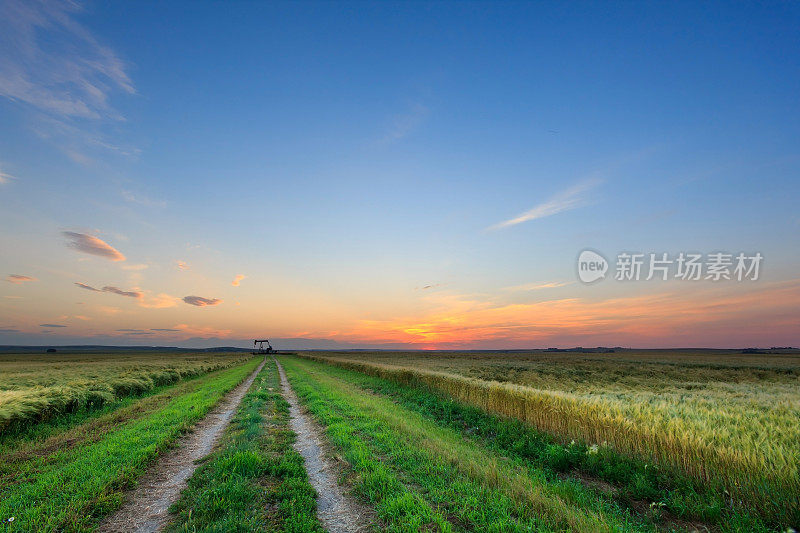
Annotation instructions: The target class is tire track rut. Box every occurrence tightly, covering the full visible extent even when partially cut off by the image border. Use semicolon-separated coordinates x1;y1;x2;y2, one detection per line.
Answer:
274;357;371;533
97;359;265;533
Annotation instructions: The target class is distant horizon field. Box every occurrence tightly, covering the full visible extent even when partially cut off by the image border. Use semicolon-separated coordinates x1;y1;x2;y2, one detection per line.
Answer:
1;345;798;355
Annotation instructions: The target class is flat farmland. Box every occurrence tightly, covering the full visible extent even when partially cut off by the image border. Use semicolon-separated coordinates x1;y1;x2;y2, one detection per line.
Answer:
2;349;797;532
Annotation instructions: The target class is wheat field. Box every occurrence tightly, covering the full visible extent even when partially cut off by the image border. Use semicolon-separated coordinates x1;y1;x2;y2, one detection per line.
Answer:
300;350;800;523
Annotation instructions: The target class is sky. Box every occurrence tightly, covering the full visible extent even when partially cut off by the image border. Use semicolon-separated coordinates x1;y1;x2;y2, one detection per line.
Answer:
1;0;798;349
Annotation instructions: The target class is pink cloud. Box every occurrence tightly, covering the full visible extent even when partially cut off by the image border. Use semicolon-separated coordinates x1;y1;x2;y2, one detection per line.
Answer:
231;274;246;287
62;232;125;261
6;274;36;284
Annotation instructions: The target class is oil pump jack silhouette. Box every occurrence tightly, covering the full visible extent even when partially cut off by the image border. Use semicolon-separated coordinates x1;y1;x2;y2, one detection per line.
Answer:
252;339;275;355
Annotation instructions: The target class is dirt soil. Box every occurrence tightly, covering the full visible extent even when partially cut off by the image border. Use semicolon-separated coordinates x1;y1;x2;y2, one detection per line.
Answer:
96;359;265;533
274;357;373;533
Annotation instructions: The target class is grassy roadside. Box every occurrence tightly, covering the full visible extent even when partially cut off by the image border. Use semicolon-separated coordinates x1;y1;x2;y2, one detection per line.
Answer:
0;357;260;532
0;368;230;465
166;358;323;533
281;356;649;532
295;357;775;532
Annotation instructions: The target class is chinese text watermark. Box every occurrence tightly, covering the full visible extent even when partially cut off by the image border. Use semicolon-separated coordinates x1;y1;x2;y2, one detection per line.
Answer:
577;250;762;283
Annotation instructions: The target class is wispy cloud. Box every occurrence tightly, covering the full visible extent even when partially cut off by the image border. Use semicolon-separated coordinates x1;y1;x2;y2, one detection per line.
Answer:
63;231;126;261
116;328;153;335
502;281;573;292
121;190;166;208
0;0;134;119
0;1;138;165
176;261;190;271
76;282;178;308
151;328;180;332
381;103;428;143
414;283;442;291
0;164;16;184
6;274;36;284
102;286;142;298
231;274;246;287
488;178;602;231
40;323;67;328
183;295;222;307
74;282;141;298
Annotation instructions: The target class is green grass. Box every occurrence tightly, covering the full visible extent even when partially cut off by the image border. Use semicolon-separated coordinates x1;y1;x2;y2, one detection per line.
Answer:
281;356;656;532
166;358;322;533
0;357;260;532
300;350;800;526
0;351;251;433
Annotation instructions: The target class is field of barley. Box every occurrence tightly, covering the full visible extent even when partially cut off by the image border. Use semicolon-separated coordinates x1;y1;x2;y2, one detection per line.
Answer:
300;349;800;527
0;351;251;432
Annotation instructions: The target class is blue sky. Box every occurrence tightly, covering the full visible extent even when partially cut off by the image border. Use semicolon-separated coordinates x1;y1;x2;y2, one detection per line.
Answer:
1;1;798;348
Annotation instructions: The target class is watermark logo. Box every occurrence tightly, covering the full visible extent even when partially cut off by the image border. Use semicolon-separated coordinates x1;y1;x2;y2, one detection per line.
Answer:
577;249;608;283
576;251;763;283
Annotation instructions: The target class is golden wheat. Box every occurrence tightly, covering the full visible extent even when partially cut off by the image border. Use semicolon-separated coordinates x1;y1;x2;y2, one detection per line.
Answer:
298;350;800;519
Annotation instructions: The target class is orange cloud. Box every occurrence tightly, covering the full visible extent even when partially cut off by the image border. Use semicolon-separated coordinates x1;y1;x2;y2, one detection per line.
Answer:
231;274;246;287
6;274;36;284
62;232;125;261
139;293;178;309
176;261;190;271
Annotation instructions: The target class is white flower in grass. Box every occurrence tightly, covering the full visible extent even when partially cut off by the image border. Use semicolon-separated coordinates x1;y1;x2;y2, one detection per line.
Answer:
7;517;14;522
587;444;599;455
